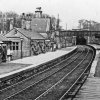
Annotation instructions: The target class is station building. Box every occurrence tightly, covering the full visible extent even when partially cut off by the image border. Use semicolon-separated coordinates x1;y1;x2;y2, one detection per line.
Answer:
5;28;46;60
5;8;52;60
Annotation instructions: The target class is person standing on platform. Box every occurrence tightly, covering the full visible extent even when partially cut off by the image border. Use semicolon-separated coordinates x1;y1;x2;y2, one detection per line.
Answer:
7;46;11;61
2;46;7;62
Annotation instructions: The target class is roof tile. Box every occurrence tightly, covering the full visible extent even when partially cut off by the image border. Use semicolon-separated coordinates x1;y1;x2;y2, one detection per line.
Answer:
6;28;46;40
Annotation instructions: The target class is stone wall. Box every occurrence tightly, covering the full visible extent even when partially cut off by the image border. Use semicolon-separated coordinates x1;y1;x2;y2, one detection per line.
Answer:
8;36;31;60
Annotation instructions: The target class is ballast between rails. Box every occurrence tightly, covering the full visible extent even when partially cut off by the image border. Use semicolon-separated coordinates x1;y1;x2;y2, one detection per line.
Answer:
34;47;89;100
59;45;96;100
0;48;77;90
0;46;95;100
1;49;79;92
3;49;82;100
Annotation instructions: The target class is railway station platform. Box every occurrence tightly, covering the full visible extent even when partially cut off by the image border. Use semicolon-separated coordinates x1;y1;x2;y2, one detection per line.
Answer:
0;46;77;78
74;44;100;100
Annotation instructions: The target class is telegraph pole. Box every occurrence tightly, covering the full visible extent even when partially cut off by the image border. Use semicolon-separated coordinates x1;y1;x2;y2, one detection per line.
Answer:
66;23;67;30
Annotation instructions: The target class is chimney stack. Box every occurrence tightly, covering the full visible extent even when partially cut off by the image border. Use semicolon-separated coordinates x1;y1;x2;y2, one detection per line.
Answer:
10;19;13;30
35;7;42;18
25;14;31;30
21;13;26;29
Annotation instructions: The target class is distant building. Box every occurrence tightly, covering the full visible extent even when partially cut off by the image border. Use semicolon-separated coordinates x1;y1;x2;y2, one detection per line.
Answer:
21;7;50;39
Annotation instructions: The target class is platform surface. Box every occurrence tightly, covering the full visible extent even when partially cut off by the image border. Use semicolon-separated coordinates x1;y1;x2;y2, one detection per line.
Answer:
74;77;100;100
0;46;77;78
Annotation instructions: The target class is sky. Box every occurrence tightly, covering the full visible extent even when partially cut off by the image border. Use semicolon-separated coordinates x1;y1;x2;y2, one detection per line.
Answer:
0;0;100;29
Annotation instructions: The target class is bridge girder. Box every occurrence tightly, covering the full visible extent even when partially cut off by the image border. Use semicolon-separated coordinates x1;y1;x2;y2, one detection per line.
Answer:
59;30;100;37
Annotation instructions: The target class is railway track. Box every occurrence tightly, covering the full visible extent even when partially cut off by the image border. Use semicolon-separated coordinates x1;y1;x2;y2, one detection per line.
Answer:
0;48;77;90
33;49;90;100
59;52;93;100
0;48;82;100
1;46;89;100
34;47;94;100
0;46;95;100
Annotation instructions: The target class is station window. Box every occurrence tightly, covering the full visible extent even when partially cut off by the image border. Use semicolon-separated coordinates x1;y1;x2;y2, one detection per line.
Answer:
16;42;19;50
10;42;19;50
13;42;15;50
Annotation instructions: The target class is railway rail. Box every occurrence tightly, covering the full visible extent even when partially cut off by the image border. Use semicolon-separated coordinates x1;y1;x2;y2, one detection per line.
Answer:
0;48;77;90
0;47;80;100
1;48;81;98
0;45;95;100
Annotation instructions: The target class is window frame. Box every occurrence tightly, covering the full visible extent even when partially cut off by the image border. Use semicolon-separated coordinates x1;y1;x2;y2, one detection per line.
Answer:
10;42;19;50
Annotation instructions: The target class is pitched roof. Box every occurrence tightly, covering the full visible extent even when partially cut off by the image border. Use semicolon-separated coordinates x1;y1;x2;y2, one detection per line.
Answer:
5;29;19;38
6;28;46;40
31;18;50;33
39;33;48;38
0;34;11;41
16;28;46;40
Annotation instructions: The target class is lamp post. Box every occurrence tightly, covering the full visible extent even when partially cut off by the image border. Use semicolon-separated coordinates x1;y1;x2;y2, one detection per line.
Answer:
65;37;67;47
20;38;23;59
73;36;76;45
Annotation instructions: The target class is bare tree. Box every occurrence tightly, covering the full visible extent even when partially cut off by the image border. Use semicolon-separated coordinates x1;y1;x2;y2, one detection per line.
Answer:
78;19;100;31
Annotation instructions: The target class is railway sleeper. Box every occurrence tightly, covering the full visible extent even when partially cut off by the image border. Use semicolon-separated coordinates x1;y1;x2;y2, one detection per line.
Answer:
0;48;77;90
76;70;90;85
68;84;81;98
76;75;87;84
84;70;90;76
67;72;90;99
